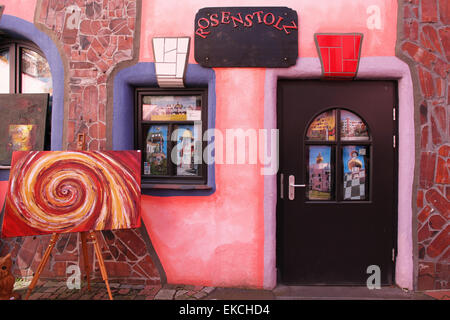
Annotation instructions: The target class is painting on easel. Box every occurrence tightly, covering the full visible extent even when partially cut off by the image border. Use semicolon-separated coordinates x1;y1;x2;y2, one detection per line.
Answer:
1;150;141;238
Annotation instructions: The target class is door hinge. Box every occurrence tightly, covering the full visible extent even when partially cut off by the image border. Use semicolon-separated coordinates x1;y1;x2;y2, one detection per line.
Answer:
393;135;396;148
393;107;396;121
392;248;396;262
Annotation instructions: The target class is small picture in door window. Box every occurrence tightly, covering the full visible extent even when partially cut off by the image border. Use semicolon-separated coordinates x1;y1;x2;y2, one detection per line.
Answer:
343;145;368;200
174;124;201;176
145;125;168;175
142;95;201;121
340;110;369;141
306;110;336;141
307;146;332;200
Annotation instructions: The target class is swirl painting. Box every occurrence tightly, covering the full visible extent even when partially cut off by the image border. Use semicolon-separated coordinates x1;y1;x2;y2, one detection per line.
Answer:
1;150;141;237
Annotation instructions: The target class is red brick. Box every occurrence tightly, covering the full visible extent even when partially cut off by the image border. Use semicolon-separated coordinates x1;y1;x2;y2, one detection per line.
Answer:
435;77;445;97
418;222;432;242
114;229;148;256
404;20;418;41
422;25;443;55
136;255;159;279
80;20;91;34
421;0;438;22
102;261;131;277
417;189;424;208
431;116;443;146
87;47;100;63
435;157;450;184
433;59;450;79
419;101;428;125
438;145;450;157
439;27;450;61
82;85;99;122
115;238;138;262
439;0;450;24
427;225;450;258
421;126;429;149
418;67;434;97
429;214;446;230
118;36;133;51
425;188;450;218
420;152;436;188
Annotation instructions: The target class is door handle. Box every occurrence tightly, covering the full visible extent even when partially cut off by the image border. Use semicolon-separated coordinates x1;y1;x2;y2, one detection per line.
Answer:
288;175;306;200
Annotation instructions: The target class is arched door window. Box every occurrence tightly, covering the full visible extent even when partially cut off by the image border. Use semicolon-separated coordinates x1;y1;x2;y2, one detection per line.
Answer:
0;39;52;95
305;108;371;201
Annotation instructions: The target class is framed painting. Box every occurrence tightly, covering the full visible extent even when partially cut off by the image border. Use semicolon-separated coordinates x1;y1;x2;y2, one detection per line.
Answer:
0;94;49;165
1;150;141;237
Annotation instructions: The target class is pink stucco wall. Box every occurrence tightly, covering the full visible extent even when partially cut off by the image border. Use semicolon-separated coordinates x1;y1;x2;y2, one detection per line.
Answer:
139;0;399;288
0;0;405;289
2;0;36;22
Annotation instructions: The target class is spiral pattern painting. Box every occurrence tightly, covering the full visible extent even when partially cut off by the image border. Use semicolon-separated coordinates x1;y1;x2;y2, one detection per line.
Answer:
1;151;141;237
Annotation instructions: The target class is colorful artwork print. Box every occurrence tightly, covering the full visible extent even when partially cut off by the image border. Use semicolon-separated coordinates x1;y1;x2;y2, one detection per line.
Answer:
308;146;332;200
306;110;336;141
145;125;168;175
343;145;368;200
8;125;35;151
0;94;48;165
340;110;369;140
174;124;201;176
1;151;141;237
142;95;201;121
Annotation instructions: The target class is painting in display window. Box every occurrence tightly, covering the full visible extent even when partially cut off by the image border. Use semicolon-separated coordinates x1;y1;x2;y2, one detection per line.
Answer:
306;110;336;141
0;94;49;165
145;125;168;175
142;95;202;121
174;124;201;176
340;110;369;141
307;146;332;200
343;145;368;200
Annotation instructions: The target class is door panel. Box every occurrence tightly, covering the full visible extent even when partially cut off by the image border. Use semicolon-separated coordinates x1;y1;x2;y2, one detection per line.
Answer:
277;80;397;285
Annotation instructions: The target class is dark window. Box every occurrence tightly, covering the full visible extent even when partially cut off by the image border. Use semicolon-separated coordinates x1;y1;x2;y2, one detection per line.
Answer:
135;88;208;186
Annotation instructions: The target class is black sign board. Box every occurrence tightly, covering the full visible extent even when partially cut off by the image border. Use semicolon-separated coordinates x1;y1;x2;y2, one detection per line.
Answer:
194;7;298;68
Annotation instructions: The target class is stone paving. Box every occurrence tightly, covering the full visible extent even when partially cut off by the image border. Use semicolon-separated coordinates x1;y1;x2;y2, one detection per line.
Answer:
11;279;446;300
12;279;215;301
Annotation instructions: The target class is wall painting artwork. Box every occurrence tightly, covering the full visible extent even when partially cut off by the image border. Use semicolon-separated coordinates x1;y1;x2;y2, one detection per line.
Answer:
0;94;49;165
1;151;141;237
142;95;202;121
343;145;369;200
307;146;332;200
306;110;336;141
145;125;168;175
340;110;369;141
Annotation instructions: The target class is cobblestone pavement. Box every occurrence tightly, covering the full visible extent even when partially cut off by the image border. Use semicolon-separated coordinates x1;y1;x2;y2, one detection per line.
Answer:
13;279;216;300
11;279;444;300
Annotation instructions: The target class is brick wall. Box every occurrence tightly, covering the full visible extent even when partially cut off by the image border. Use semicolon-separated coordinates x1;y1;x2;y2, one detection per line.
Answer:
399;0;449;290
0;0;161;285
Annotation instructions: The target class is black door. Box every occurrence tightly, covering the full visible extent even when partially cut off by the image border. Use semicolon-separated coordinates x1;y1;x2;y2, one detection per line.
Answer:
277;80;397;285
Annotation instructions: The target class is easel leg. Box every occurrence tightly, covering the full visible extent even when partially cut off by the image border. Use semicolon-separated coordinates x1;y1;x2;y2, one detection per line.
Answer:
89;231;113;300
25;233;60;300
80;232;91;291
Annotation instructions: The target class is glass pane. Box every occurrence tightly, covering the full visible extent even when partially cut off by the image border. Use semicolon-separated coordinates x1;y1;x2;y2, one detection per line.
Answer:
307;146;332;200
340;110;369;141
306;109;336;141
144;125;168;175
0;49;10;93
142;95;201;121
21;48;53;95
343;145;369;200
173;123;202;176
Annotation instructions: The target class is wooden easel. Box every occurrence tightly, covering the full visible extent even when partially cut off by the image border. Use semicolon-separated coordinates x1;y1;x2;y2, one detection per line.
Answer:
24;134;113;300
